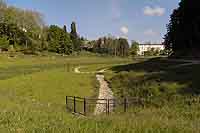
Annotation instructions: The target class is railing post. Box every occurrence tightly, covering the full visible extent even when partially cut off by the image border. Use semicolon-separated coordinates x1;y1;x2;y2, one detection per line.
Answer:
111;99;114;113
67;64;70;72
105;99;107;114
84;98;86;116
74;96;76;113
107;99;110;114
66;96;68;110
124;98;127;112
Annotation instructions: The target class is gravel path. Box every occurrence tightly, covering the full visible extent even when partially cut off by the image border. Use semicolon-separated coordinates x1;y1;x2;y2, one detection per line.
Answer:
74;66;95;74
94;74;114;115
74;66;114;115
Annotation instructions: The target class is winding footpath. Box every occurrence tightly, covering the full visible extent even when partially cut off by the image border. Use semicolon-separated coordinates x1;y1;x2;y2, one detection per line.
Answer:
74;66;114;115
94;74;114;115
73;59;200;115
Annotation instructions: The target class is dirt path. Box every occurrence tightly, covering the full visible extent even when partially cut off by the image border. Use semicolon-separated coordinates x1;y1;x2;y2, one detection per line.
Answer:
74;66;114;115
94;74;114;115
74;66;95;74
74;66;106;74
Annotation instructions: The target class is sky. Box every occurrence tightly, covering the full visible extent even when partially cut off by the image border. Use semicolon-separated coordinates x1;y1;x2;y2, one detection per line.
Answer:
6;0;180;43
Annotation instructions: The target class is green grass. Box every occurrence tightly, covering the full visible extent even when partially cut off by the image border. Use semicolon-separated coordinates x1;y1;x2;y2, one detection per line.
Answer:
1;54;200;132
0;53;133;132
108;57;200;98
79;63;129;73
0;68;96;132
1;103;199;132
104;57;200;132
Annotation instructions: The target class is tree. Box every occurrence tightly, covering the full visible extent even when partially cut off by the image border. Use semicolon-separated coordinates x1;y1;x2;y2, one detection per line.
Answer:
63;25;67;33
70;22;78;39
130;40;139;57
164;0;200;57
88;36;130;57
58;33;73;55
0;0;45;53
47;25;72;54
0;22;29;49
70;21;81;51
118;38;129;57
0;0;7;22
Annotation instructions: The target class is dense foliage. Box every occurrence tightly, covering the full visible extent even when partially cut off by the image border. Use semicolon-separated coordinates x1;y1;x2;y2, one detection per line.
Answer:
165;0;200;57
0;1;132;56
87;37;129;57
0;22;28;50
70;22;82;52
129;41;139;57
0;0;172;57
0;1;83;55
0;1;44;53
47;25;72;55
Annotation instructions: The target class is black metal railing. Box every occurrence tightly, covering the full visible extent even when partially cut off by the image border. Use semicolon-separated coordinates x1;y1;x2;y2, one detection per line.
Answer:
66;96;146;116
66;95;200;116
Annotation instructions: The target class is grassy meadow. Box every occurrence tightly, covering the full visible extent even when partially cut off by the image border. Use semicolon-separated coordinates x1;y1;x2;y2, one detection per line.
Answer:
107;57;200;98
0;53;131;132
0;54;200;132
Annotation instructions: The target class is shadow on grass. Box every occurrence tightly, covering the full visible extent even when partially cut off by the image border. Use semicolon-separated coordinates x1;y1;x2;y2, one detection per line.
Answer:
110;57;186;73
109;57;200;96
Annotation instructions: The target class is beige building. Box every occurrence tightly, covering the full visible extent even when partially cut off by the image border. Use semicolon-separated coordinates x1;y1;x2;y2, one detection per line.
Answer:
138;44;165;55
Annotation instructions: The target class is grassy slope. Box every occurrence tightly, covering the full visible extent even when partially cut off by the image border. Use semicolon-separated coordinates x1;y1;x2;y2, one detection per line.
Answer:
108;57;200;97
70;57;200;133
101;57;200;132
0;54;134;132
0;69;95;132
1;55;200;132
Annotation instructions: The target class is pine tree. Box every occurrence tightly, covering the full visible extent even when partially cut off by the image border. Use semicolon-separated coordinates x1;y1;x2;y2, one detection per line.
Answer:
70;22;78;40
70;21;81;51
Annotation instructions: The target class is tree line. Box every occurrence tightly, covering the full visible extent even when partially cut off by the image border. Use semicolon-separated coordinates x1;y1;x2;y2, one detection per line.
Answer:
85;37;129;57
2;0;199;57
164;0;200;57
0;0;132;57
0;1;83;55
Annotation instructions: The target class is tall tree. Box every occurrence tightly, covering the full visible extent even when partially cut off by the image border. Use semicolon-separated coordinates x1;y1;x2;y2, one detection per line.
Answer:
130;40;139;57
0;0;45;52
47;25;72;54
164;0;200;57
70;21;78;40
70;21;81;51
118;38;129;57
89;36;129;57
63;25;67;33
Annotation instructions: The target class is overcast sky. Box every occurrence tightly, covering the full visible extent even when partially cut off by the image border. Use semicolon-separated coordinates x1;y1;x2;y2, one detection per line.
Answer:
6;0;180;43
